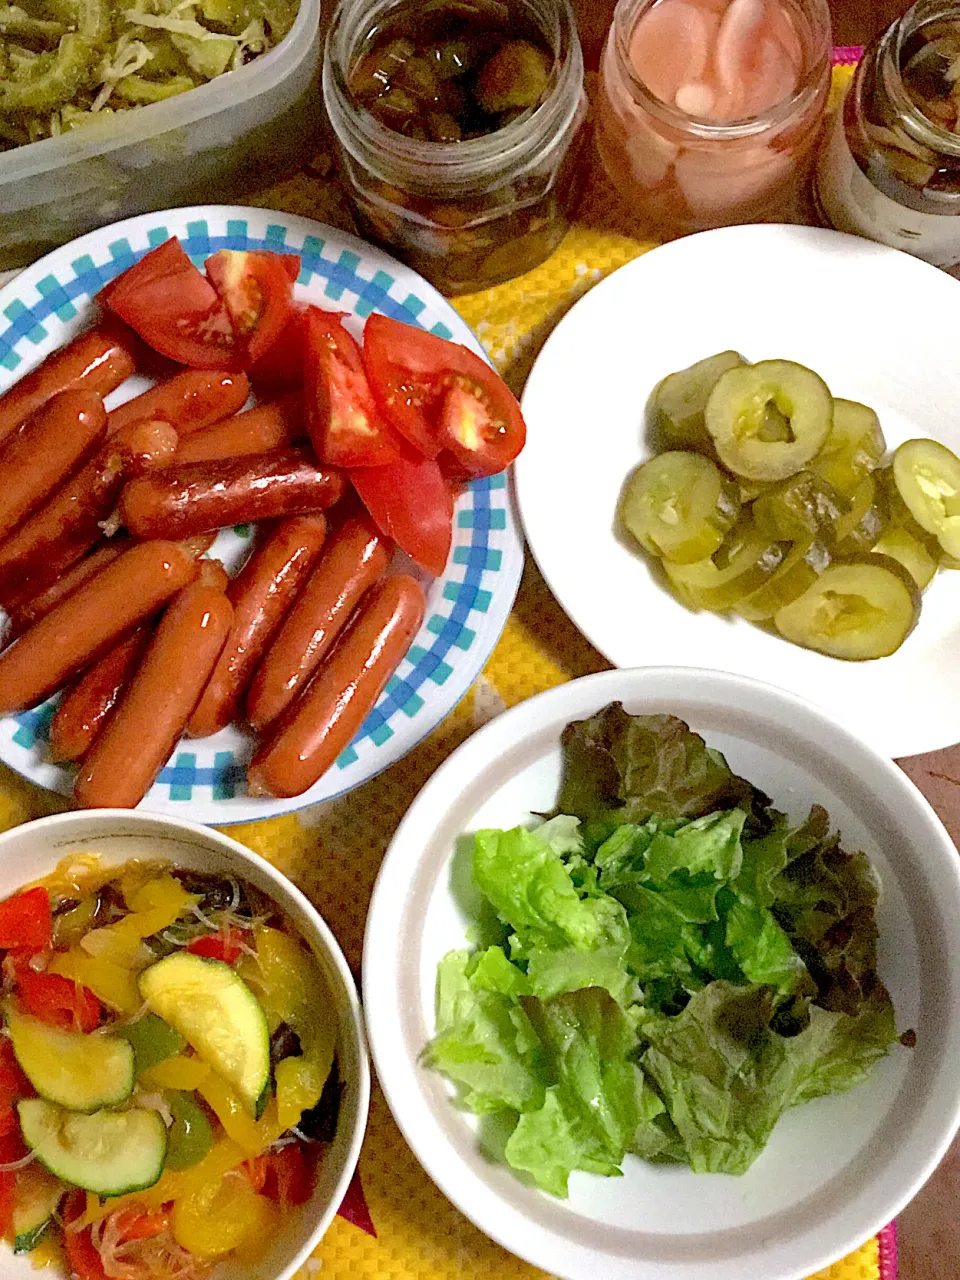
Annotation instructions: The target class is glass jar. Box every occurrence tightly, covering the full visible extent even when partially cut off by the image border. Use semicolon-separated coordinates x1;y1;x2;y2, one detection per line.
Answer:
595;0;833;239
815;0;960;274
322;0;588;296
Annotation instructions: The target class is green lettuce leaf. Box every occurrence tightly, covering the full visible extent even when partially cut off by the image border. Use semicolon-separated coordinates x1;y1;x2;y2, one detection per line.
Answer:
643;810;746;885
504;988;643;1195
724;899;812;998
423;949;543;1114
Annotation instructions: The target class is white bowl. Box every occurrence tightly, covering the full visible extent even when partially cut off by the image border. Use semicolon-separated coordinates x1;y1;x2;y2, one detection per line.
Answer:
363;666;960;1280
0;809;370;1280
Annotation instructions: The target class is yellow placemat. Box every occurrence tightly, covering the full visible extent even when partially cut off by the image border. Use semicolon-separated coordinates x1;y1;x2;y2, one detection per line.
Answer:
0;61;888;1280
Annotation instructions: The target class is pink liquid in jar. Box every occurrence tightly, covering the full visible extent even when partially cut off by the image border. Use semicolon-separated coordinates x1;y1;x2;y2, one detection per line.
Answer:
596;0;832;237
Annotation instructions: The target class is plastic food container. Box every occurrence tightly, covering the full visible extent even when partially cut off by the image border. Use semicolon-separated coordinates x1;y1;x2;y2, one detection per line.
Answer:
0;0;322;273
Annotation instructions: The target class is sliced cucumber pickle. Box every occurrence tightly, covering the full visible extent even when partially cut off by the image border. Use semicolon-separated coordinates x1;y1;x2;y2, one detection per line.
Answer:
704;360;833;482
7;1005;133;1113
620;451;741;564
892;438;960;559
664;520;787;611
774;556;920;660
810;398;886;495
18;1098;166;1197
652;351;746;450
834;473;885;557
139;952;270;1116
735;537;832;622
751;470;850;544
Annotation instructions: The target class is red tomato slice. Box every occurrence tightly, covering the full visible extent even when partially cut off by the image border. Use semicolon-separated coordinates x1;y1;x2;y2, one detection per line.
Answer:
304;308;405;468
362;314;526;474
248;306;309;392
351;458;453;576
187;928;244;965
0;887;51;951
205;250;296;366
16;969;101;1033
103;239;240;370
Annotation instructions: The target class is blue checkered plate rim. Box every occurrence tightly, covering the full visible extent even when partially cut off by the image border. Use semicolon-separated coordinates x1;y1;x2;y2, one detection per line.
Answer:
0;207;524;824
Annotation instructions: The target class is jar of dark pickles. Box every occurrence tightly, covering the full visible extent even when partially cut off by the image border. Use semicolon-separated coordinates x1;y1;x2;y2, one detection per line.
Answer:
815;0;960;274
322;0;588;294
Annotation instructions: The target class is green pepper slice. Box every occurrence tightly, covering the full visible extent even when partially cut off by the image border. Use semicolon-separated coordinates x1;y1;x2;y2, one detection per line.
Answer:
620;450;741;564
664;519;787;611
892;438;960;559
117;1013;186;1077
164;1091;214;1171
704;360;833;482
774;556;920;660
871;525;938;589
751;470;849;545
735;536;832;622
810;399;886;496
652;351;746;451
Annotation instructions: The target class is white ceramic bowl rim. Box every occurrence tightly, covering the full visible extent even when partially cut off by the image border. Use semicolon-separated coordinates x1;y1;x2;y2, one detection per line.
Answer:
0;809;370;1280
363;666;960;1280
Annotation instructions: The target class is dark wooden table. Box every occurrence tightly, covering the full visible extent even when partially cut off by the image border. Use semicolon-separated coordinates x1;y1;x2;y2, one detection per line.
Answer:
567;0;954;1275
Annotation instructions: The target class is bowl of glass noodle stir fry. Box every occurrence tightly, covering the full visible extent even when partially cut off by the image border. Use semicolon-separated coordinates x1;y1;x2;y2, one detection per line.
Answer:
0;0;320;268
0;807;369;1280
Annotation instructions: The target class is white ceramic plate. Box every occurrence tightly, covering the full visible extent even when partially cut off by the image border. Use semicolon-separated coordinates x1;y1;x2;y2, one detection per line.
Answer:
363;666;960;1280
516;224;960;758
0;808;370;1280
0;206;523;823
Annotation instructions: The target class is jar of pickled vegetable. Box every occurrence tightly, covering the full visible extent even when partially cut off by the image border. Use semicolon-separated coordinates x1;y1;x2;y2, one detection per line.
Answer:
595;0;833;238
815;1;960;275
322;0;588;294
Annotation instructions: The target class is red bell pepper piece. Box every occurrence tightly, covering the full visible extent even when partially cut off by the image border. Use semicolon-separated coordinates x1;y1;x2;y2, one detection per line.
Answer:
63;1190;107;1280
186;928;244;965
0;887;51;951
16;970;101;1033
246;1145;314;1207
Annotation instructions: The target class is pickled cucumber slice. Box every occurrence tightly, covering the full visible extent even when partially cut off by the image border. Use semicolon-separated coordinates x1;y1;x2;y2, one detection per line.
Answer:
652;351;746;450
810;398;886;496
735;537;832;622
751;470;850;544
892;438;960;559
620;451;741;564
664;520;787;611
705;360;833;482
834;473;885;557
872;525;938;589
774;556;920;660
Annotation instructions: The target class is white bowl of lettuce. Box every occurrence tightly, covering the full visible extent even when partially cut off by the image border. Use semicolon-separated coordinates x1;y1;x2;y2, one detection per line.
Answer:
363;666;960;1280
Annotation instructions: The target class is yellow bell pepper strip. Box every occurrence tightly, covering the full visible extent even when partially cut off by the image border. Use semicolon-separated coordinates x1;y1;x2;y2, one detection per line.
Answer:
52;896;99;949
139;1053;210;1092
47;949;141;1016
172;1171;278;1260
79;875;198;967
246;926;337;1125
197;1077;282;1157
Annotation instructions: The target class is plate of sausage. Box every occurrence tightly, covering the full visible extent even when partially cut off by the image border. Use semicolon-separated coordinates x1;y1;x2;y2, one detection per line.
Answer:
0;206;524;823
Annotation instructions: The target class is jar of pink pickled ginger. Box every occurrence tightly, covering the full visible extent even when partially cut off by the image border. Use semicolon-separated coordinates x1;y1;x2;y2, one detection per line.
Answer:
596;0;832;237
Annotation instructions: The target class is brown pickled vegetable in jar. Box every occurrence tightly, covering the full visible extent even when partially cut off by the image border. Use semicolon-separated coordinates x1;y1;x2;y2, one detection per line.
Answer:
323;0;588;294
815;0;960;274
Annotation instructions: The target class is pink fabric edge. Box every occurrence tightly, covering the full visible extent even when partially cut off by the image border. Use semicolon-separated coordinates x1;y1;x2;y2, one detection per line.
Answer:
878;1221;899;1279
832;45;863;65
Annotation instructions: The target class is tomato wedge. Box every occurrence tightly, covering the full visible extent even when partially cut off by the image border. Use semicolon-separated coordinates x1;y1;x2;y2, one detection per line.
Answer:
103;239;239;370
304;308;405;468
248;306;308;391
351;458;453;576
205;250;297;366
362;315;526;475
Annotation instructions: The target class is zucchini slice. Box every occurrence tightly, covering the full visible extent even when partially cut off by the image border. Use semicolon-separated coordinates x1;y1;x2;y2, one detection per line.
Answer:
18;1098;166;1197
7;1005;134;1112
139;953;270;1116
12;1163;63;1254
